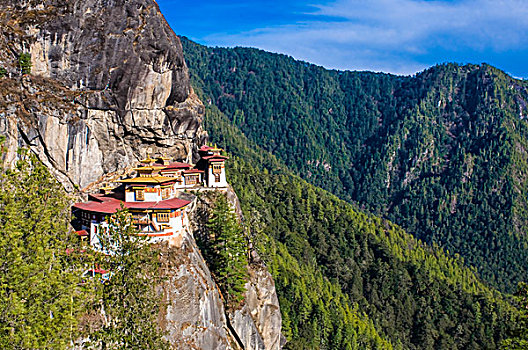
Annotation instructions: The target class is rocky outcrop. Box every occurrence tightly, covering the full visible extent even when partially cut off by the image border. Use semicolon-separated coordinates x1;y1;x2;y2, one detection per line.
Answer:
0;0;206;190
163;195;284;350
229;259;285;350
194;187;284;350
161;232;234;350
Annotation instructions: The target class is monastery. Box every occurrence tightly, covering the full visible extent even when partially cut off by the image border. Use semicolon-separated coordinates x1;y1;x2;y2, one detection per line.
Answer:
72;145;228;247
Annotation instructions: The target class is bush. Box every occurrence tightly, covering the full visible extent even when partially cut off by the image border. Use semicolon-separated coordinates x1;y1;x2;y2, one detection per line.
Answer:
18;53;31;75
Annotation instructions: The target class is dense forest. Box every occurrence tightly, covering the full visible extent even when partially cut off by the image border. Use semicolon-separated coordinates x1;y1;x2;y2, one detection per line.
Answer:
181;37;528;293
196;97;521;349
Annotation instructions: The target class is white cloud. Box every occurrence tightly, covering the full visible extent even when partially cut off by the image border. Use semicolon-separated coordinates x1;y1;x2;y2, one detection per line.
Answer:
201;0;528;75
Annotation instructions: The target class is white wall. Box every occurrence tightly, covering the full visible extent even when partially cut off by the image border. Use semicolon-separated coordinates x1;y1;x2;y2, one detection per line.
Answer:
144;189;161;202
207;165;227;187
125;190;135;202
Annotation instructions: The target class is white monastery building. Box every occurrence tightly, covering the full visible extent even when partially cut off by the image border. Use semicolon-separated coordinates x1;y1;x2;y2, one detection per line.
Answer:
73;145;228;247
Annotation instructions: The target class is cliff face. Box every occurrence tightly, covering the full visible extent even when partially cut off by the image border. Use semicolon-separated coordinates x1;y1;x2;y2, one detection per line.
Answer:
229;260;285;350
0;1;282;348
162;207;283;350
191;188;285;350
161;229;234;350
0;0;206;190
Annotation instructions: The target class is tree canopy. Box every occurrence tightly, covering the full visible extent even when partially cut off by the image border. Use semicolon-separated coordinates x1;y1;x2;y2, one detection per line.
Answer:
196;193;249;307
182;37;528;294
0;147;83;349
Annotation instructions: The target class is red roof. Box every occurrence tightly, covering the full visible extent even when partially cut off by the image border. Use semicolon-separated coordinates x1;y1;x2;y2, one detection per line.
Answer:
73;195;190;214
202;155;229;161
161;162;191;170
74;196;123;214
199;145;214;152
76;230;89;237
183;169;204;174
127;197;190;210
161;181;176;185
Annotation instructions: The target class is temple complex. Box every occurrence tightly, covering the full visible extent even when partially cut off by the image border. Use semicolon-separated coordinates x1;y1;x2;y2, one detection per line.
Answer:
72;145;229;247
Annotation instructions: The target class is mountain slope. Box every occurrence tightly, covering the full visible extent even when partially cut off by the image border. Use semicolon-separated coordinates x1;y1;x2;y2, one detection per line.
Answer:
0;1;283;349
197;100;519;349
181;37;528;292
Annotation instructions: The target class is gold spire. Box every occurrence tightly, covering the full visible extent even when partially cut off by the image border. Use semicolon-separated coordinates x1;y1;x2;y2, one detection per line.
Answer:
140;151;155;165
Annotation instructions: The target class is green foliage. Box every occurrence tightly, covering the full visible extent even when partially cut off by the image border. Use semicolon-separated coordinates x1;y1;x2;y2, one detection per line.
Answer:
198;193;249;306
0;149;83;349
87;208;168;350
501;282;528;349
0;67;6;78
264;236;393;349
226;154;516;349
182;37;528;293
18;53;31;75
190;94;519;347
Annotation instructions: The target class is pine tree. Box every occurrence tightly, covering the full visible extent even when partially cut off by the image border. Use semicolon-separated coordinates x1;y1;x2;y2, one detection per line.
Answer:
204;193;248;306
18;53;31;75
500;282;528;349
88;207;168;350
0;147;83;349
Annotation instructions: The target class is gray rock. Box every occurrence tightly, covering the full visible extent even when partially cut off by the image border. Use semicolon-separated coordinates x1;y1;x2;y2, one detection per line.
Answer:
161;234;234;350
229;259;285;350
0;0;206;190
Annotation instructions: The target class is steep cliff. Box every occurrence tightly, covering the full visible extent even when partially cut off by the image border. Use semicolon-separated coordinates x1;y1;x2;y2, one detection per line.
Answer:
225;188;285;350
163;198;283;350
191;188;284;350
0;1;282;348
0;0;206;190
229;258;284;350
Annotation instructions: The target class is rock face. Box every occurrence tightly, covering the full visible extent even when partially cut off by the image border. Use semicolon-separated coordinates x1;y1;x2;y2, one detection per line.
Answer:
223;187;285;350
163;195;284;350
161;231;234;350
229;260;285;350
0;0;206;190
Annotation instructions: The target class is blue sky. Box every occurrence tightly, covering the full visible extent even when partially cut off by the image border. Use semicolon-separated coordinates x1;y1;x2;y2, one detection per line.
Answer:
157;0;528;78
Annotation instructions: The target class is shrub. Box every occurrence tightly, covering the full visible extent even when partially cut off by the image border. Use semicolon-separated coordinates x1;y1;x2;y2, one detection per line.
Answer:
18;53;32;75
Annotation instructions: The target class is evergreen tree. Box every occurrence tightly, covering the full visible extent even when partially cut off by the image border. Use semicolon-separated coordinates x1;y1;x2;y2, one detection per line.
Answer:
501;282;528;349
182;38;528;293
18;53;31;75
202;193;248;306
88;208;168;350
0;147;83;349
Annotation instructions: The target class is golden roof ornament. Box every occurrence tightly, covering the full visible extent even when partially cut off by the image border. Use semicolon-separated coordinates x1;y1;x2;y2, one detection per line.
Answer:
140;150;155;165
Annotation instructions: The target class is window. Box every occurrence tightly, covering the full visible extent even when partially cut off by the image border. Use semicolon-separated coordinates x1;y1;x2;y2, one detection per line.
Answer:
161;188;170;199
212;164;222;174
157;212;170;223
136;189;144;201
214;174;220;182
186;175;198;185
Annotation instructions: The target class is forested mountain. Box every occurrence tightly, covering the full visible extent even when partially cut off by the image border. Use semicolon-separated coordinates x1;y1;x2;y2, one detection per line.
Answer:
200;100;519;349
181;37;528;293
